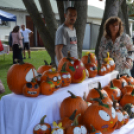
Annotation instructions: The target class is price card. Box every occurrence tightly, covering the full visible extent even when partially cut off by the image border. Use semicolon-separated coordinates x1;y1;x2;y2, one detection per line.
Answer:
88;81;99;90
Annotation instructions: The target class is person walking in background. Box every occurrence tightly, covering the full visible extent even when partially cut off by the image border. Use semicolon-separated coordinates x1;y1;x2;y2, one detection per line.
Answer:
20;25;33;59
12;26;23;64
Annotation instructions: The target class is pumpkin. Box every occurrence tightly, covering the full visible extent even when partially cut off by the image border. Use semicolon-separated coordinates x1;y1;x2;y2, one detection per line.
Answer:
121;82;134;96
59;63;71;87
103;52;115;71
33;115;51;134
83;98;118;134
103;63;111;73
37;60;52;74
58;109;77;131
121;74;134;85
122;110;129;125
97;63;107;76
123;103;134;118
58;52;87;83
51;122;64;134
7;61;38;94
66;114;88;134
60;91;88;124
112;74;127;90
41;67;62;91
120;89;134;107
23;78;40;97
81;52;98;66
90;125;102;134
84;54;97;78
40;78;55;95
103;81;121;101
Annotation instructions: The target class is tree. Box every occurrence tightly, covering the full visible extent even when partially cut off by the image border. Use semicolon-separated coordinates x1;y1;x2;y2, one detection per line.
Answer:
23;0;87;63
95;0;125;60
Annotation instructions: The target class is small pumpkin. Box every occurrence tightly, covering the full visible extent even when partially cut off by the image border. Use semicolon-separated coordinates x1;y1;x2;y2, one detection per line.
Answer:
83;98;118;134
103;52;115;71
123;103;134;118
40;78;55;95
51;122;64;134
81;51;98;66
59;63;71;87
97;63;107;76
112;74;127;90
90;125;102;134
33;115;51;134
23;78;40;97
60;91;88;124
103;63;111;73
66;114;88;134
121;74;134;85
103;81;121;101
41;67;62;91
37;60;52;74
122;110;129;125
120;89;134;107
84;54;97;78
7;61;38;94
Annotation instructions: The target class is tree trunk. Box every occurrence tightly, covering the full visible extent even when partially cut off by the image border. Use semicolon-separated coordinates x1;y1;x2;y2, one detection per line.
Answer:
57;1;65;24
74;0;88;59
23;0;55;63
95;0;125;59
39;0;58;41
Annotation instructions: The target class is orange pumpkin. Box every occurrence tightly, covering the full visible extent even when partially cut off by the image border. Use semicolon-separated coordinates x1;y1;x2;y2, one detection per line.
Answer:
33;115;51;134
7;61;37;94
41;67;62;91
120;89;134;107
59;63;71;87
112;74;127;90
121;74;134;85
60;91;88;124
58;54;87;83
103;63;111;73
51;122;64;134
122;110;129;125
37;60;52;74
81;52;98;66
90;125;102;134
97;63;107;76
123;103;134;118
23;79;40;97
40;78;55;95
103;81;121;101
58;109;77;130
83;98;118;134
84;54;97;78
66;114;88;134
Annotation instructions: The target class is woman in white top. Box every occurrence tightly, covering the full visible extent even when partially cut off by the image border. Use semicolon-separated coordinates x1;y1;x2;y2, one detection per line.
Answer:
12;26;23;64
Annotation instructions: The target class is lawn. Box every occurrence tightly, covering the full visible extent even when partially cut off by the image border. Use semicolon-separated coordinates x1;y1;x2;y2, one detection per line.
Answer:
0;50;87;98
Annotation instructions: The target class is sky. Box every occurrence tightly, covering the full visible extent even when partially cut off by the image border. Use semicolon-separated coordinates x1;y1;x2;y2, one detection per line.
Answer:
88;0;106;9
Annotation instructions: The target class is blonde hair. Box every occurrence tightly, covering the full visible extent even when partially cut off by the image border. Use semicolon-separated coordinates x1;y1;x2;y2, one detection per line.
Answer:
103;17;124;39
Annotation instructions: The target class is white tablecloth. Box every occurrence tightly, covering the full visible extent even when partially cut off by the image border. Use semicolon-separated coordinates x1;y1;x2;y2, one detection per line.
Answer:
0;71;119;134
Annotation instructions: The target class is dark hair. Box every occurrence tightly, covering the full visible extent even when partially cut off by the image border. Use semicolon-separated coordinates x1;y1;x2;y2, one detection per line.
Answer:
65;7;77;14
104;17;124;39
12;26;20;33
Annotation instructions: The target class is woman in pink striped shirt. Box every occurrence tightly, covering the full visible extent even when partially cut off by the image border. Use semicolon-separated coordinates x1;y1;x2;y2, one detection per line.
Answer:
12;26;23;64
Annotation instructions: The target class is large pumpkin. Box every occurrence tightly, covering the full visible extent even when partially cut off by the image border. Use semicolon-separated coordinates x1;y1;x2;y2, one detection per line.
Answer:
7;61;38;94
84;54;97;78
33;115;51;134
37;60;52;74
58;52;87;83
41;67;62;91
81;52;98;66
60;91;88;124
66;114;87;134
83;98;118;134
123;103;134;118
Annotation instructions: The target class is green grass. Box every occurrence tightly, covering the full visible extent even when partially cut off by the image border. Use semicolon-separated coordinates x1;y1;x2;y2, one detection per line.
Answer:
0;50;87;99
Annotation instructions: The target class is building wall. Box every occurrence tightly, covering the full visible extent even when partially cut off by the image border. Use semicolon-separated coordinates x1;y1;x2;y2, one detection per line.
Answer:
0;9;28;41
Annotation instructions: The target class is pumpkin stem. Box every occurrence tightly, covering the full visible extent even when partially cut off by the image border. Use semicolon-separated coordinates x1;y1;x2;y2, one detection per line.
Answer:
128;82;131;85
31;77;37;82
69;109;77;121
112;95;118;109
98;82;102;90
67;51;71;58
131;89;134;96
90;98;109;109
95;88;104;99
123;103;132;116
110;81;115;88
107;52;110;58
40;115;46;124
68;90;76;98
44;60;49;65
73;114;81;126
90;124;96;132
116;74;120;79
61;63;67;72
87;54;91;64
